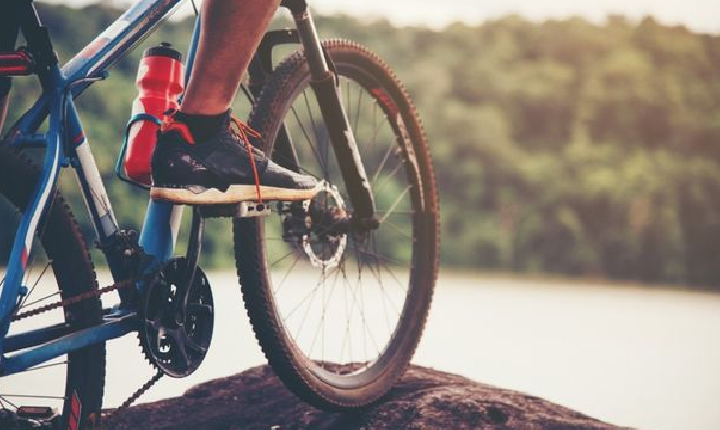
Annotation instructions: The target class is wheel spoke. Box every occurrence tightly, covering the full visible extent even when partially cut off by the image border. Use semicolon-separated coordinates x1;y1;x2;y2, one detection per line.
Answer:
379;185;412;224
269;250;296;268
373;159;405;195
366;236;403;317
0;394;67;400
290;104;325;177
354;81;363;133
350;240;368;360
0;395;18;410
348;241;408;267
360;100;381;161
381;218;415;241
308;267;340;360
345;79;351;127
19;261;52;310
292;268;332;343
284;267;334;325
340;260;380;357
370;144;397;186
373;248;410;293
237;43;437;406
301;90;328;178
375;210;414;216
19;291;60;310
273;253;303;295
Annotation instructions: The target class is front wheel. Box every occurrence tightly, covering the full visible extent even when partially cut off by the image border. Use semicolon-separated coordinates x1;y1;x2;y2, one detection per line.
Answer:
235;40;440;410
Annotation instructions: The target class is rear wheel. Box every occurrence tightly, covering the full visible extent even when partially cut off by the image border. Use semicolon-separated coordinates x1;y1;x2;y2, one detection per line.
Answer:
235;40;439;409
0;145;105;427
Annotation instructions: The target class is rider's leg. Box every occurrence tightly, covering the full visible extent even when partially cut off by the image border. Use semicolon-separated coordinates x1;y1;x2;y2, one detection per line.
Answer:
150;0;317;204
180;0;282;115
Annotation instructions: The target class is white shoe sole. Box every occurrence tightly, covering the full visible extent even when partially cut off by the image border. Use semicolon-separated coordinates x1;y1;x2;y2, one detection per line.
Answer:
150;183;320;205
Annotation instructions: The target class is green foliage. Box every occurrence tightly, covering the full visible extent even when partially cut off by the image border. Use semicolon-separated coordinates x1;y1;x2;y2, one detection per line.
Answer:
4;3;720;286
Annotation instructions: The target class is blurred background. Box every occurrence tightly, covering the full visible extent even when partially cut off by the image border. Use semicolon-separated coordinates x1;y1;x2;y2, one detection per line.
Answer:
2;0;720;429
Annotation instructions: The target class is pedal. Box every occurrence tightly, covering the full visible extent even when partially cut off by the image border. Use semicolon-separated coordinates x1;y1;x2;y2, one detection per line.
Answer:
198;204;239;218
238;201;272;218
198;202;273;218
16;405;55;420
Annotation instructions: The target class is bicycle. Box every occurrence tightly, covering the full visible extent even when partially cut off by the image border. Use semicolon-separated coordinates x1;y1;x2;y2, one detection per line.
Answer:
0;0;439;427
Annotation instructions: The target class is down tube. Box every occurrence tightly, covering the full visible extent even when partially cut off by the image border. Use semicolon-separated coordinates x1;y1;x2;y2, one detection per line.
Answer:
139;16;201;262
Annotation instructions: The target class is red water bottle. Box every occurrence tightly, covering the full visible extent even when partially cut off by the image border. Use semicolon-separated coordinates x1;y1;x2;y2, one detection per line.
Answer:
124;42;184;186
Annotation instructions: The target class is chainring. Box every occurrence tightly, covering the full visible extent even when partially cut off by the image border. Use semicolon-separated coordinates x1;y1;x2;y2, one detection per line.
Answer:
139;258;214;378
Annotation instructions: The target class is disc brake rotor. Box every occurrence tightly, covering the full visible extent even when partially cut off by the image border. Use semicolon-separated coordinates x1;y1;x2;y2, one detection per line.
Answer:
302;180;348;269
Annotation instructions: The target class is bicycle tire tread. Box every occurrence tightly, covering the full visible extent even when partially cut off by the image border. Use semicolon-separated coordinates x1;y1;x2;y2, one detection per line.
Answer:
235;39;439;411
0;144;105;426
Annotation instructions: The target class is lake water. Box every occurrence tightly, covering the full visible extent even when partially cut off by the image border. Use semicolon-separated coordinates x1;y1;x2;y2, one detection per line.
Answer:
5;271;720;429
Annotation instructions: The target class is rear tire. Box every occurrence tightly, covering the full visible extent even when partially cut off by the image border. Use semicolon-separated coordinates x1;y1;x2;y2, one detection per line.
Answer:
0;145;105;427
235;40;440;410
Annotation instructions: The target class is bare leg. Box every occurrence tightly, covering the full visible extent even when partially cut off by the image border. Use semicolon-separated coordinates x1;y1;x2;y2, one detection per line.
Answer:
181;0;281;115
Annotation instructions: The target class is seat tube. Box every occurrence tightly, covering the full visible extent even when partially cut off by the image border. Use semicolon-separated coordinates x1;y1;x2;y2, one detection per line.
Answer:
68;102;120;243
139;201;183;262
139;15;202;263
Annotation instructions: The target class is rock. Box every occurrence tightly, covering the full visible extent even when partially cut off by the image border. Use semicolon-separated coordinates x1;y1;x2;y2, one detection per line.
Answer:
107;365;622;429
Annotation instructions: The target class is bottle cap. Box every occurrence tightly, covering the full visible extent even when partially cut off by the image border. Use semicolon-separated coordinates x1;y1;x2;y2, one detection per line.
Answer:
143;42;182;61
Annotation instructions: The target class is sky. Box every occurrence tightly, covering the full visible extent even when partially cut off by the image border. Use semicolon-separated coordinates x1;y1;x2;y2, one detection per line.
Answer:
43;0;720;34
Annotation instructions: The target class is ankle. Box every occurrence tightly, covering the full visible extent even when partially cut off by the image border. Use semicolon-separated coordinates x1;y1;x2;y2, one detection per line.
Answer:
175;109;230;142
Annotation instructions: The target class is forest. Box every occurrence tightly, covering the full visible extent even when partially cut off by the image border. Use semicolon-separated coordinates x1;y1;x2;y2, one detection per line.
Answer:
3;3;720;286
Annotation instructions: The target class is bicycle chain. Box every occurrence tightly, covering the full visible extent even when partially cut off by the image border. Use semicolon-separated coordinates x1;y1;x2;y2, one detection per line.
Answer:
9;278;166;428
11;279;133;321
101;369;164;428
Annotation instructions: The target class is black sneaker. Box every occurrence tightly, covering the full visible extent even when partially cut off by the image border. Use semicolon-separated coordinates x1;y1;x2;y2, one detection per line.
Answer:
150;111;318;205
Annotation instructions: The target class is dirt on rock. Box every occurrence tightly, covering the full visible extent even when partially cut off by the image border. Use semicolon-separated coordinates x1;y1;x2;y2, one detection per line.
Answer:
106;364;623;429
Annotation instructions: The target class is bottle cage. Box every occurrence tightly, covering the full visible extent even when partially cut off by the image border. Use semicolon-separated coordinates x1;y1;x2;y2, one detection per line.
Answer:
114;112;162;190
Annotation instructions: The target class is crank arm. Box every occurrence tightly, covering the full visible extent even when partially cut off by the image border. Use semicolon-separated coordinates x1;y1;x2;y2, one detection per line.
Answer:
174;207;203;323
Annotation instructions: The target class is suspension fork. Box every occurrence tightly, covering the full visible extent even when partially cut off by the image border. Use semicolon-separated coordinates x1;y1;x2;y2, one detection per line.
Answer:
284;0;375;219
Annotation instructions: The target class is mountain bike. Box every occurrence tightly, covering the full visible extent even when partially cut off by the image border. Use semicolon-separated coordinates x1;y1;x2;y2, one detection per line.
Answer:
0;0;439;427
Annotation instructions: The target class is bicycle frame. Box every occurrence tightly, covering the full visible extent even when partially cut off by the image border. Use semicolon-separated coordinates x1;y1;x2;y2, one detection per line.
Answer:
0;0;373;381
0;0;192;377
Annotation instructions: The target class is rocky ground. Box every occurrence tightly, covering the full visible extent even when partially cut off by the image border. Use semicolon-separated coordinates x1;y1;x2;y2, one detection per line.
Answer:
106;364;623;429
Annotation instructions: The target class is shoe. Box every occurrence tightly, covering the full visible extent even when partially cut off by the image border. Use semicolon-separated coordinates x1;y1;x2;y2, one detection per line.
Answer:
150;111;318;205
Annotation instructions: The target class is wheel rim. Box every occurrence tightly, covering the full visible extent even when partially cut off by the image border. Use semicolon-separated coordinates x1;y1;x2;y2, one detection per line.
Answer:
257;59;428;388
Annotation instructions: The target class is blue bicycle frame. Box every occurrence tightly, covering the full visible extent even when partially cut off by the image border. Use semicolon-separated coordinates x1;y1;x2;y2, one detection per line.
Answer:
0;0;199;377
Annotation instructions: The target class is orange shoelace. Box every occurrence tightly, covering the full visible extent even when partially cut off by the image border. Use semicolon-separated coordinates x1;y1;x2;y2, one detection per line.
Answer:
230;115;263;203
161;109;195;144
